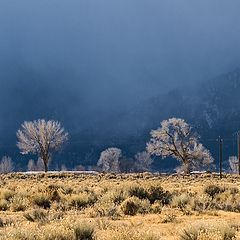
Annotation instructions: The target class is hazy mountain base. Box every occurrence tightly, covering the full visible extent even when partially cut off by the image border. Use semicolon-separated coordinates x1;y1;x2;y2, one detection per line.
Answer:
2;68;240;172
0;172;240;239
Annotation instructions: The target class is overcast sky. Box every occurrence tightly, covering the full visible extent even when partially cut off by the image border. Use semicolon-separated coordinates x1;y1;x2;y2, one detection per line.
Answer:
1;0;240;132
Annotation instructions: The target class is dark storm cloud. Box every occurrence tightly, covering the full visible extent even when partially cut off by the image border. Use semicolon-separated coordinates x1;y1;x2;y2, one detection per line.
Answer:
1;0;240;134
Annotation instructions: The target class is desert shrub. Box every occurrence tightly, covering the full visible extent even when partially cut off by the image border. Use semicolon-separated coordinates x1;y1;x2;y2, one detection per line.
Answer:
43;229;72;240
120;196;150;216
190;194;211;212
0;189;14;201
120;196;140;215
161;213;176;223
171;193;191;210
204;185;224;200
128;185;148;199
146;185;167;204
180;222;236;240
128;184;171;205
98;190;122;207
87;201;121;219
10;196;28;212
50;189;61;202
33;194;51;209
180;226;198;240
151;200;162;214
138;198;151;214
68;193;95;210
229;187;239;195
1;230;37;240
109;225;160;240
61;186;74;195
24;209;48;223
0;218;4;227
104;189;127;204
46;184;62;202
74;223;95;240
0;199;9;211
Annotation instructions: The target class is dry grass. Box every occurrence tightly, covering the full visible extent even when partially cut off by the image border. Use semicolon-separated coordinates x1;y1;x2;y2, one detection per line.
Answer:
0;172;240;239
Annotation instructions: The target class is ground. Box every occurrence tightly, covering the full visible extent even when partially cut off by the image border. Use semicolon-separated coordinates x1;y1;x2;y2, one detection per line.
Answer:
0;172;240;239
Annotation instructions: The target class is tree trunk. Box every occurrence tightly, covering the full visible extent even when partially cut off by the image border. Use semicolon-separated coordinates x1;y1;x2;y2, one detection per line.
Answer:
42;157;48;173
40;152;49;173
183;162;190;174
43;161;48;173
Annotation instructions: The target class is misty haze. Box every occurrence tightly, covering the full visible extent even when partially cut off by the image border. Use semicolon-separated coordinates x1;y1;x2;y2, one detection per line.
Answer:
1;1;240;171
2;1;240;239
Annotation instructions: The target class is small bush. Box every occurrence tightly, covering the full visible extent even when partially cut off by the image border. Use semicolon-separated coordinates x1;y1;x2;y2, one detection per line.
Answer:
110;226;160;240
44;232;72;240
120;196;141;216
50;189;61;202
204;185;224;200
162;213;176;223
151;200;162;214
61;186;74;195
104;189;127;204
180;222;236;240
0;199;9;211
171;193;191;210
146;185;165;204
24;209;48;223
33;194;51;209
0;218;4;227
74;223;95;240
128;184;171;205
180;227;198;240
10;196;28;212
46;185;61;202
128;185;148;199
229;187;239;195
68;193;93;210
191;194;211;212
0;189;14;201
87;202;121;219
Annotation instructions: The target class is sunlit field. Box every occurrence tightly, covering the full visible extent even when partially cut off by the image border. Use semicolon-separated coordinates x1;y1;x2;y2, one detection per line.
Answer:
0;172;240;240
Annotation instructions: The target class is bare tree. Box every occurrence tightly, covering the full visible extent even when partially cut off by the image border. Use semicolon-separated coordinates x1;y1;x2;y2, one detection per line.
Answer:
0;156;14;173
147;118;213;174
27;158;45;171
61;164;68;171
229;156;238;173
134;151;153;172
27;159;36;171
17;119;68;172
97;147;121;173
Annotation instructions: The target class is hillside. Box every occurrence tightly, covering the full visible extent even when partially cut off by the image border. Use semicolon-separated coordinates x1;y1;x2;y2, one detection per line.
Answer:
1;69;240;171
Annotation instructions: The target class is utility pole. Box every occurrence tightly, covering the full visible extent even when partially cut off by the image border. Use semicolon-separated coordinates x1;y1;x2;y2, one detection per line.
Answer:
238;132;240;175
218;136;223;179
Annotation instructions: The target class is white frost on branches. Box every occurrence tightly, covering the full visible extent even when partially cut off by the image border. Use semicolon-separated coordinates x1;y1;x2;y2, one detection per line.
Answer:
0;156;14;173
97;147;122;173
229;156;239;173
146;118;213;174
134;151;153;172
17;119;68;172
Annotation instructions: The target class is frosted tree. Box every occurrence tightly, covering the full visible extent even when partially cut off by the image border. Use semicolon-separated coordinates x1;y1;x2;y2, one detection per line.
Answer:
27;159;36;171
0;156;14;173
229;156;238;173
27;158;45;171
17;119;68;172
147;118;213;174
134;151;153;172
97;147;121;173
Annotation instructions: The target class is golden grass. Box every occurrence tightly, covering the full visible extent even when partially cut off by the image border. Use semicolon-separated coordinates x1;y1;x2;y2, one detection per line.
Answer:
0;172;240;239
